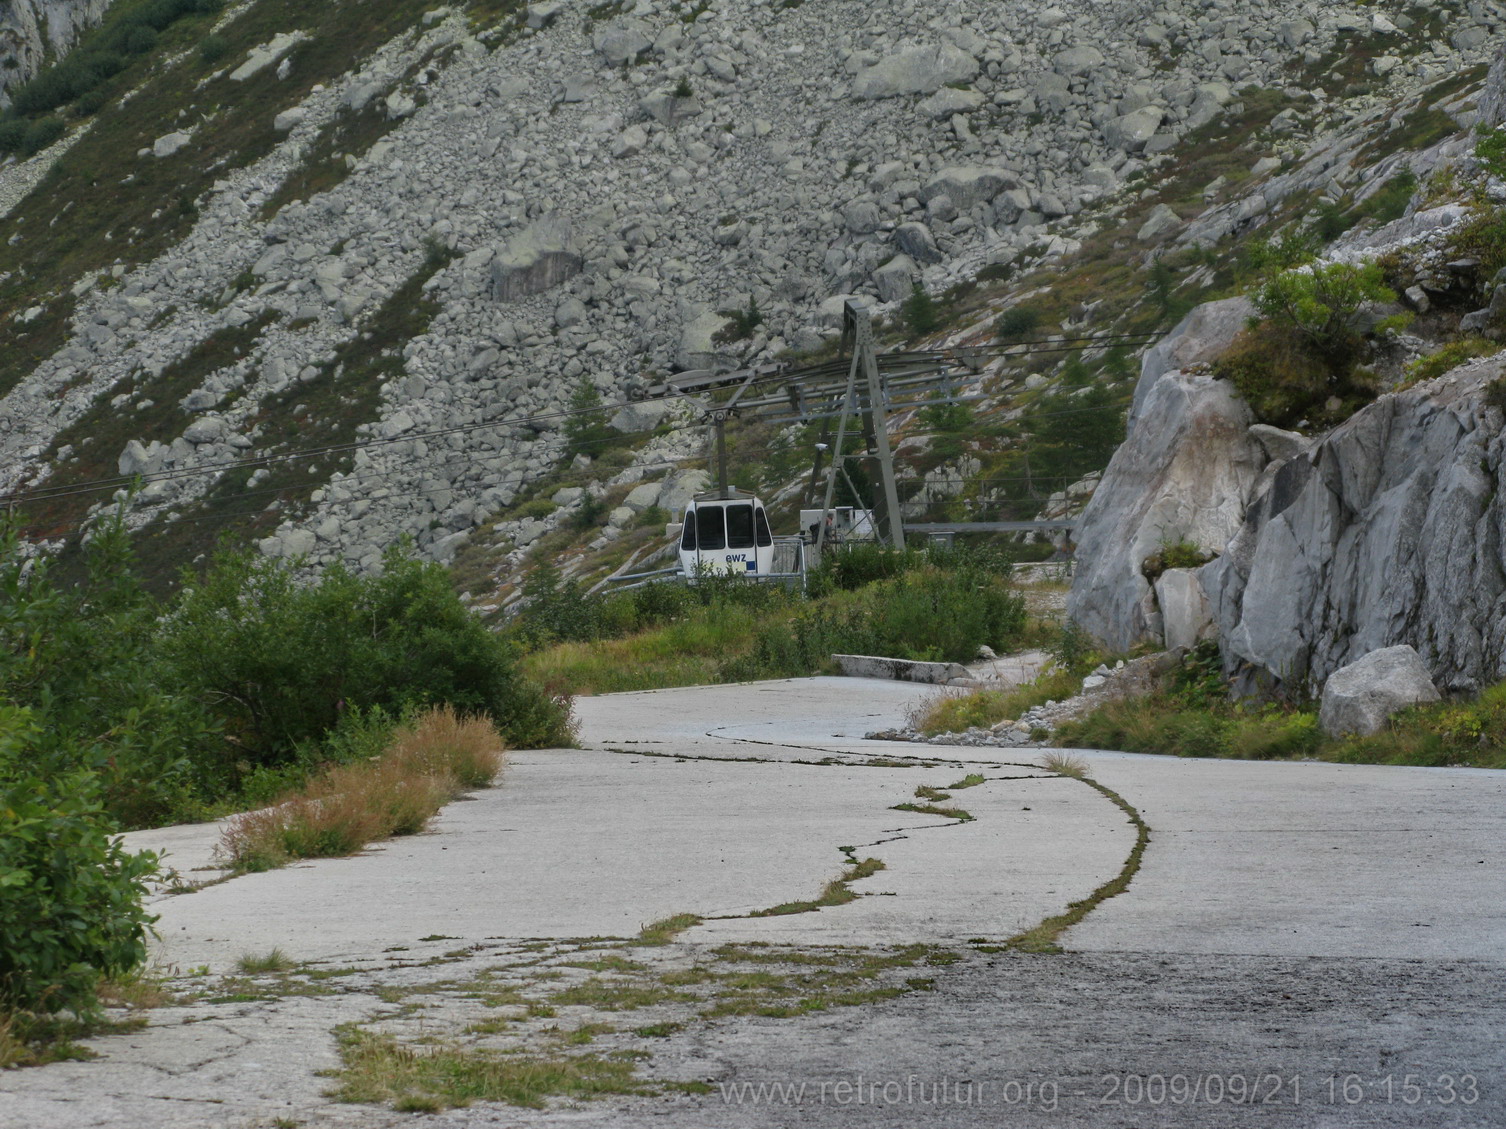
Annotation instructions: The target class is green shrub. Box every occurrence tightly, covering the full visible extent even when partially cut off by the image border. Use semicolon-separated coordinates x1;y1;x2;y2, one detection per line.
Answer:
1241;228;1319;275
1475;126;1506;178
1444;204;1506;288
160;545;573;759
725;567;1024;677
198;34;231;64
1487;376;1506;414
0;518;222;828
1213;320;1376;429
0;734;158;1017
20;116;66;156
1252;260;1395;365
994;305;1040;341
814;542;924;592
0;119;29;154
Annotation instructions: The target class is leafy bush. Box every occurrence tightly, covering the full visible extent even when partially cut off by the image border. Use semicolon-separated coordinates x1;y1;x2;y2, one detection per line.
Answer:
198;33;231;64
1241;228;1319;275
1213;319;1377;429
1252;261;1395;365
994;305;1040;341
814;542;924;592
0;735;158;1017
727;566;1025;677
160;545;573;760
1;519;222;827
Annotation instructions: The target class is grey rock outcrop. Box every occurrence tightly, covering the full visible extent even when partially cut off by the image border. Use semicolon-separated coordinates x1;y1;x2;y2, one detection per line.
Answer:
1067;371;1266;653
1318;646;1441;737
1204;362;1506;693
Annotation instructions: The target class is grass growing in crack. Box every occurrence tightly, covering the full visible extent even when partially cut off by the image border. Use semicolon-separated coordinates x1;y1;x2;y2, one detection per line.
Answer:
636;914;702;945
327;1026;649;1112
890;802;974;822
914;785;952;801
751;857;885;917
1004;771;1149;954
948;773;986;789
1039;751;1087;779
218;707;503;872
236;948;295;974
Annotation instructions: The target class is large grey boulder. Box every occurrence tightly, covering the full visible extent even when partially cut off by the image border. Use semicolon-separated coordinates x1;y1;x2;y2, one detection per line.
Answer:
1319;646;1441;737
919;166;1016;212
874;254;919;304
490;217;582;301
1067;372;1267;653
676;307;732;371
1204;361;1506;693
1102;106;1164;152
592;19;652;66
1156;568;1215;651
852;43;979;99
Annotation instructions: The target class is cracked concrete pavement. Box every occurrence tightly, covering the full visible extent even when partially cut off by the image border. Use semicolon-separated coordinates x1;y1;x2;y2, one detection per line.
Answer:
2;676;1503;1128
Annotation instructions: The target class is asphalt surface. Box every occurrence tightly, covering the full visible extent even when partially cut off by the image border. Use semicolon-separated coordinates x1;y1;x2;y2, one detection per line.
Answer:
2;676;1501;1129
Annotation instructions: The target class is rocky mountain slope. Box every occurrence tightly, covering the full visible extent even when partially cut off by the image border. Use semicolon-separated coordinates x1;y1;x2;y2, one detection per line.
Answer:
0;0;1502;605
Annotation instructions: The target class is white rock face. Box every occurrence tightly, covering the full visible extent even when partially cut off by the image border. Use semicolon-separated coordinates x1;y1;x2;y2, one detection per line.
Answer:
1319;646;1442;737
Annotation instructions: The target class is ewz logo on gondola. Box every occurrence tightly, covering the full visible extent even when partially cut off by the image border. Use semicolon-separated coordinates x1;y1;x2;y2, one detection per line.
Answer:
725;554;756;571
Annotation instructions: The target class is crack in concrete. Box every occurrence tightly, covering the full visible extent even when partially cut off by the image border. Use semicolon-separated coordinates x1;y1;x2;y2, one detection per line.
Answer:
998;772;1153;953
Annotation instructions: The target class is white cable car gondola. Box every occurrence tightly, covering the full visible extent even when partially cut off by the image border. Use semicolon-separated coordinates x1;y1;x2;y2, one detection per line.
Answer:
678;488;775;577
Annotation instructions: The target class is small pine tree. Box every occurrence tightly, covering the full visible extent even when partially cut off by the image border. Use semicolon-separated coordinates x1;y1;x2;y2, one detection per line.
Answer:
562;380;616;459
902;283;940;337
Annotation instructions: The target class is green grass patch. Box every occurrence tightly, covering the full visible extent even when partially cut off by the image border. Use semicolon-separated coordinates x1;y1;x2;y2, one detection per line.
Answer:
1055;669;1506;770
636;914;702;946
1402;338;1503;387
328;1026;648;1111
907;669;1081;737
547;979;694;1012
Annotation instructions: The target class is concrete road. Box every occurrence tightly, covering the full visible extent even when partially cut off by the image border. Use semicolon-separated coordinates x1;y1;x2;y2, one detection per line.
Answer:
2;676;1502;1129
